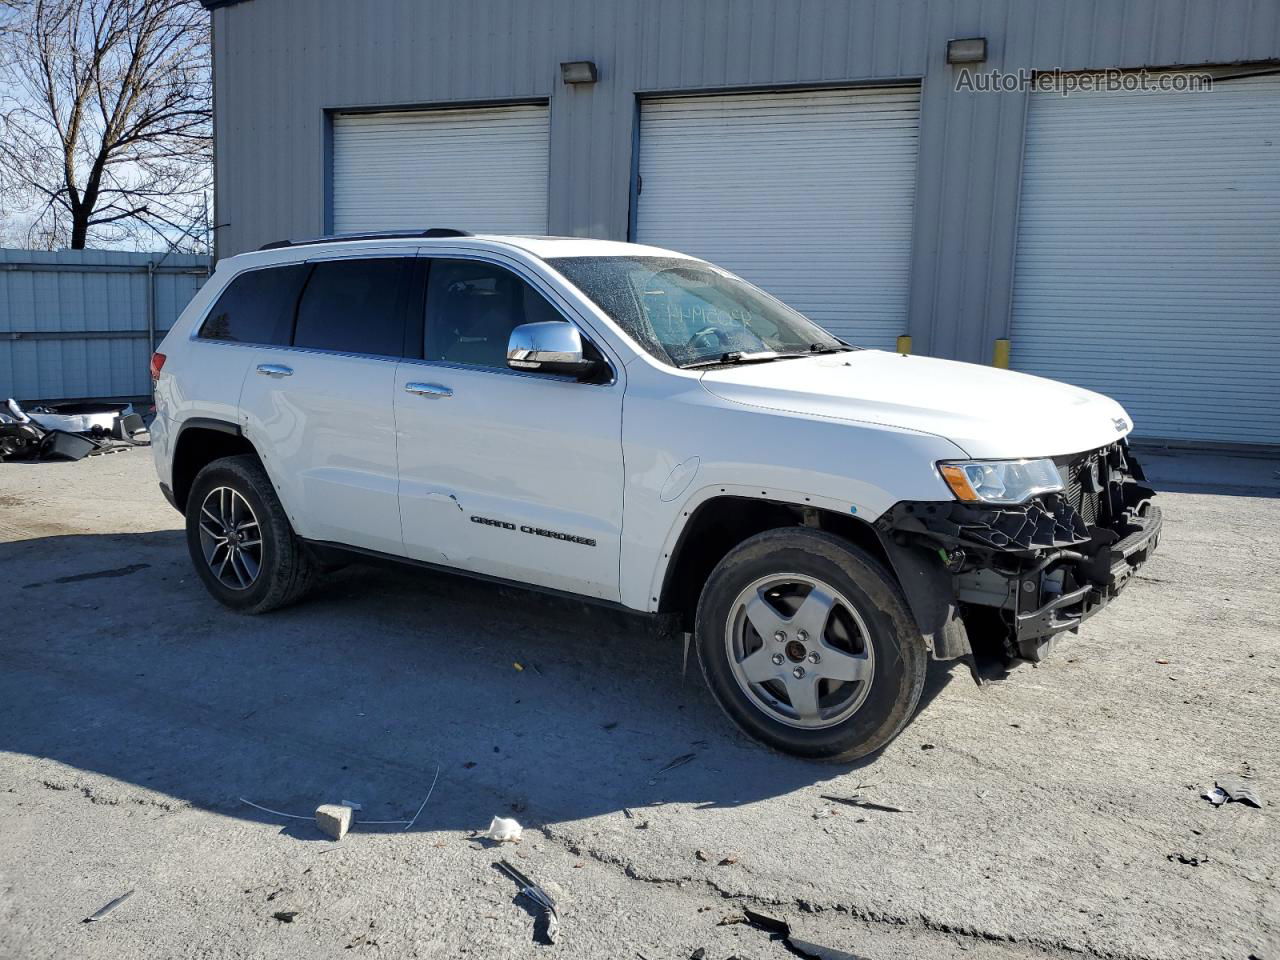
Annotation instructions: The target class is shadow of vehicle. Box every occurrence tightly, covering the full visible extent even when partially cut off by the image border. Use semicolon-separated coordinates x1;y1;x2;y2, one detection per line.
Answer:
1;529;958;835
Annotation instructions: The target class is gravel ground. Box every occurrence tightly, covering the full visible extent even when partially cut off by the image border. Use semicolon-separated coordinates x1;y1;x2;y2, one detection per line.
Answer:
0;446;1276;960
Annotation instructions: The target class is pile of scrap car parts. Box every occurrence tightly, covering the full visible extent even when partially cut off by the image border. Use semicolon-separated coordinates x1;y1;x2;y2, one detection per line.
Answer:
0;398;148;463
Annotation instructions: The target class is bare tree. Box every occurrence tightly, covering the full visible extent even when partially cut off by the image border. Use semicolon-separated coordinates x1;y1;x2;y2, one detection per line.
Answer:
0;0;210;250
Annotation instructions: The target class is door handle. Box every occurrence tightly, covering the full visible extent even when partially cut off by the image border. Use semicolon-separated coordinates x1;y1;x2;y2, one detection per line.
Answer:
256;363;293;378
404;382;453;399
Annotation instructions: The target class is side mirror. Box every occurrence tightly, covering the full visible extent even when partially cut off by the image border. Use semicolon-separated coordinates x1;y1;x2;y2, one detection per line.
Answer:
507;321;598;378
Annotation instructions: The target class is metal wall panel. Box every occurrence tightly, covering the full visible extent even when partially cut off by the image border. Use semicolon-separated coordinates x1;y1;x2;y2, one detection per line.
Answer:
332;104;550;234
0;249;210;402
210;0;1280;368
636;87;920;350
1010;74;1280;446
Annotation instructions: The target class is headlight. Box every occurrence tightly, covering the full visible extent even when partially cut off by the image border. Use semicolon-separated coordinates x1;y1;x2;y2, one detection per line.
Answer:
938;458;1063;505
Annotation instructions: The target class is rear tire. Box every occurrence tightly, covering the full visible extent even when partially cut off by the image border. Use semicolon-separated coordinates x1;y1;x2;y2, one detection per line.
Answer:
694;527;927;762
185;455;316;614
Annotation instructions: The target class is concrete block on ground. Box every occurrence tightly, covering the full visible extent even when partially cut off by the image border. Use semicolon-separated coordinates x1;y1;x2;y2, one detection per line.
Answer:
315;803;353;840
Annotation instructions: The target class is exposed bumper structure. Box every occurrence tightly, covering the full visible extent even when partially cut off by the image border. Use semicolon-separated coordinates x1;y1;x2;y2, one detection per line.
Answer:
1010;505;1160;642
877;442;1160;659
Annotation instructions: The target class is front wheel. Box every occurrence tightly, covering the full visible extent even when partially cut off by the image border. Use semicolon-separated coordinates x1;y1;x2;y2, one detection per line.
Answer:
694;528;927;762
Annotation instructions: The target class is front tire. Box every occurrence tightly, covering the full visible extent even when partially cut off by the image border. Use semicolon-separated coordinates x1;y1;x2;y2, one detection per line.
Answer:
694;528;927;762
185;455;316;614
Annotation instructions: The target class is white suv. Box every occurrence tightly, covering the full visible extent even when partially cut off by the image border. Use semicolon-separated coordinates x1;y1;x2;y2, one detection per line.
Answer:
151;230;1161;761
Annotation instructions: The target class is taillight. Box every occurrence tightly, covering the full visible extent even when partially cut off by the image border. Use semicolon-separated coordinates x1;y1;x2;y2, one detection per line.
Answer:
150;352;167;384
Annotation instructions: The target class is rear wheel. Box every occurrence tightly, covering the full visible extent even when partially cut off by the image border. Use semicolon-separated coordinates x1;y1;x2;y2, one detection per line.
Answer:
185;455;316;613
695;528;927;761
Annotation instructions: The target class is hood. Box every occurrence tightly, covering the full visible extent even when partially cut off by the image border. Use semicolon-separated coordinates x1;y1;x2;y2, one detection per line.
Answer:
699;350;1133;460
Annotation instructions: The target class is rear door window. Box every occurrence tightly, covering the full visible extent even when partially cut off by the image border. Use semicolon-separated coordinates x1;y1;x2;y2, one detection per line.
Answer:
197;264;310;345
293;257;416;357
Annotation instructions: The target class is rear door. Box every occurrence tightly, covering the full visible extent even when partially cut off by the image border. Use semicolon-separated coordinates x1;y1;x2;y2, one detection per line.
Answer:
394;255;625;600
239;254;421;555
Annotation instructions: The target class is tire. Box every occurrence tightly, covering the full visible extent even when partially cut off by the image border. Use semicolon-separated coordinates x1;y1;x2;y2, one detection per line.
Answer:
185;454;316;614
694;527;927;762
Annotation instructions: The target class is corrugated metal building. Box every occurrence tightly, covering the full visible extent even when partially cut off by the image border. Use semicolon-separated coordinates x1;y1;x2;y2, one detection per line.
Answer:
0;249;210;402
203;0;1280;447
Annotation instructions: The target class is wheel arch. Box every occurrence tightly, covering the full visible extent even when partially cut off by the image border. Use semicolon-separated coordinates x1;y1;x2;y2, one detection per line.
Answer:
171;418;263;513
655;493;892;632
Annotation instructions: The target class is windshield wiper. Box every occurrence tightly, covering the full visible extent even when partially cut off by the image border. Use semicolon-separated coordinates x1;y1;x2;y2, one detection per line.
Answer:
804;342;857;354
680;350;790;369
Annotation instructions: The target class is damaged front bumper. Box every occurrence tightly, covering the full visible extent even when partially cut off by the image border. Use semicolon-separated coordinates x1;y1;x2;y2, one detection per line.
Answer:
877;442;1160;660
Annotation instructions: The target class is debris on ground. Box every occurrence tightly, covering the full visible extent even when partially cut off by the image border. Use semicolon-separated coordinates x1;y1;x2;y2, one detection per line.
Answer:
1203;786;1229;807
346;920;379;949
82;889;134;923
650;753;696;781
689;948;706;959
695;849;710;862
1169;852;1208;866
812;807;841;819
741;907;870;960
316;803;355;840
495;859;559;944
402;764;442;831
718;854;739;866
920;743;936;751
272;910;299;923
241;774;441;836
1204;778;1262;809
0;398;148;463
820;794;910;814
484;816;524;842
1216;777;1263;808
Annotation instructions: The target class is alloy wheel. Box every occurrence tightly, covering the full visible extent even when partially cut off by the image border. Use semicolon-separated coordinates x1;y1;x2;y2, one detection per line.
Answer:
197;485;263;591
724;573;876;729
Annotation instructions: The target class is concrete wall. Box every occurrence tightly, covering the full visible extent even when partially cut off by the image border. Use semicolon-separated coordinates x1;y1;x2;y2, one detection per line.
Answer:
210;0;1280;362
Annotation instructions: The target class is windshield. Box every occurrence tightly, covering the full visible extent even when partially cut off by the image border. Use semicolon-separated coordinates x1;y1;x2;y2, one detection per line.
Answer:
548;256;848;368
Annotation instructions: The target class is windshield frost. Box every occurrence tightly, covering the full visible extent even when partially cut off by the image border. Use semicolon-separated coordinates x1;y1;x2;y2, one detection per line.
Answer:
548;256;846;368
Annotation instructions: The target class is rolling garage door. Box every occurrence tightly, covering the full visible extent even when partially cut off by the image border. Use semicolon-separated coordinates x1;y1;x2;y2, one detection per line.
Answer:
1011;74;1280;446
331;104;549;235
635;87;920;350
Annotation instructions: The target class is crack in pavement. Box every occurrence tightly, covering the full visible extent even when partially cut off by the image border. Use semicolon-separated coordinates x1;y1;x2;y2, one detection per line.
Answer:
37;777;189;812
538;823;1175;960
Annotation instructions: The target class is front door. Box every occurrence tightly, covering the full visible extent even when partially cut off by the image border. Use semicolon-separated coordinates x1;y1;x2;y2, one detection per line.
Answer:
395;256;625;600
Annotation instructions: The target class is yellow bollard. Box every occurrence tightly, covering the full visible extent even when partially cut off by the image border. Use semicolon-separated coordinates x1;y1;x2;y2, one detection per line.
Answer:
896;335;912;355
992;338;1011;369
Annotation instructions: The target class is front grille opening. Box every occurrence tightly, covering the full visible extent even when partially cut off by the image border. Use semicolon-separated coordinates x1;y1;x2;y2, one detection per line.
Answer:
1055;450;1105;528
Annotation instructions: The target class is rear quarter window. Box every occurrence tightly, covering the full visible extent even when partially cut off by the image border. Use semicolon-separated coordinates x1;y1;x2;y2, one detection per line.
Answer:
197;265;310;345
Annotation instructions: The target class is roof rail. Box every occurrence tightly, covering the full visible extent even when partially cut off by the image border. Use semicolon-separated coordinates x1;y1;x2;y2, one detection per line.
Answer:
258;228;473;251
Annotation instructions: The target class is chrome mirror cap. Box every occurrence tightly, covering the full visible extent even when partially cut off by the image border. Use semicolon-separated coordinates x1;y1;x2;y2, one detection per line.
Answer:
507;321;595;377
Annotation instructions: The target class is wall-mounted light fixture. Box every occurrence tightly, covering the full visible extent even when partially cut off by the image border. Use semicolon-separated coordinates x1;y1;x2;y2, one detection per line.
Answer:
946;37;988;64
560;61;598;84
